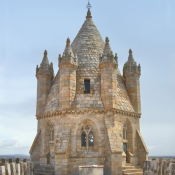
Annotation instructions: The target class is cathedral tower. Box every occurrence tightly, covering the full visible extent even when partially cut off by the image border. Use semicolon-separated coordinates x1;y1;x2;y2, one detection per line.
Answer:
30;3;148;175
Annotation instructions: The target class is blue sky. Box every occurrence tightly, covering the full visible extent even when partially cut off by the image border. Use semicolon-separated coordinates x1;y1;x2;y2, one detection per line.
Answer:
0;0;175;156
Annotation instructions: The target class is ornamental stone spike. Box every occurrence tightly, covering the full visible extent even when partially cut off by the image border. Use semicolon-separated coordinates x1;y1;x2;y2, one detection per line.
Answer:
50;62;55;77
41;50;49;67
128;49;135;63
64;38;74;57
100;37;118;64
103;37;112;56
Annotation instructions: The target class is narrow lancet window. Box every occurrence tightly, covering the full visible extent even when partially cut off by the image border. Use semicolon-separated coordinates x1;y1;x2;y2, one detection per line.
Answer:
81;131;86;147
88;131;94;146
48;124;54;141
84;80;90;93
50;127;54;141
123;124;127;140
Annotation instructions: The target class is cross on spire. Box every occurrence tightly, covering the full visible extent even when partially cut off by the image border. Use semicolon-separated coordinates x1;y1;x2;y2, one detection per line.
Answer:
86;1;92;18
86;0;92;10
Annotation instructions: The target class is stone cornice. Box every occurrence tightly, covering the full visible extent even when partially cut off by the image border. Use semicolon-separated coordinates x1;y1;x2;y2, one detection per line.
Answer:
36;109;141;120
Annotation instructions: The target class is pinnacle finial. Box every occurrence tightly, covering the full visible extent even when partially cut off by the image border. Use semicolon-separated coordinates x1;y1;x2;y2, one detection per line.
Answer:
64;37;74;57
44;50;47;56
105;37;109;44
66;38;70;46
41;50;49;67
102;37;112;57
128;48;135;63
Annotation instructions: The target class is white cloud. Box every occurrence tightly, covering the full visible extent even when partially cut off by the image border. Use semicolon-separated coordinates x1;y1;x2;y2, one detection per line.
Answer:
148;145;161;150
0;140;18;148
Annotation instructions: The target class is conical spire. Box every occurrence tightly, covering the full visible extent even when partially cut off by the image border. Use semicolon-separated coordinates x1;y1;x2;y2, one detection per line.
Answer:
40;50;50;69
123;49;141;75
103;37;112;56
36;50;54;78
59;38;77;66
64;38;74;57
100;37;118;65
128;49;135;63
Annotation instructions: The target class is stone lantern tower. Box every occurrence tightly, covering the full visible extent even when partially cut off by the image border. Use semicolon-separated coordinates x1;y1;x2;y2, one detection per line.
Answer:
30;3;148;175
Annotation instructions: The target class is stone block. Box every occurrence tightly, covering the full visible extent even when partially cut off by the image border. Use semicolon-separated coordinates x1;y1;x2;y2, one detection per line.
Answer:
10;163;16;175
16;163;21;175
79;165;104;175
1;159;6;165
0;166;5;175
5;163;11;175
9;159;13;163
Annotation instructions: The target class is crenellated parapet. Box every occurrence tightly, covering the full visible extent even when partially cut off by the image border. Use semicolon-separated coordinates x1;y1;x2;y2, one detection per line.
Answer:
0;158;34;175
99;37;118;66
143;159;175;175
58;38;78;68
123;49;141;76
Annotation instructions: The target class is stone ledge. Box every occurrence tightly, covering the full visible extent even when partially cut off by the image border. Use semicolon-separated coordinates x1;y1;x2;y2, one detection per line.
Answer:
36;109;141;120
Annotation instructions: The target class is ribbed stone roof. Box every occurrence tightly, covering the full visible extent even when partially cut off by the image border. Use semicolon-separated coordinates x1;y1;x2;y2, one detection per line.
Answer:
71;16;105;70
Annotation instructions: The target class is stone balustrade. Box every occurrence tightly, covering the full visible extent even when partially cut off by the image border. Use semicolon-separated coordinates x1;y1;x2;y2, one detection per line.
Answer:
143;159;175;175
0;158;34;175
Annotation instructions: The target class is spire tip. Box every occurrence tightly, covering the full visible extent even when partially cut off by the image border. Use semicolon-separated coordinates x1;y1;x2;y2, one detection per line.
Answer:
44;50;47;56
129;49;132;53
66;38;70;45
105;37;109;44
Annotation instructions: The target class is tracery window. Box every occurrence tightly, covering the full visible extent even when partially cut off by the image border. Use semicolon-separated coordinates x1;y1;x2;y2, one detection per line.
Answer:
81;124;94;148
123;124;127;140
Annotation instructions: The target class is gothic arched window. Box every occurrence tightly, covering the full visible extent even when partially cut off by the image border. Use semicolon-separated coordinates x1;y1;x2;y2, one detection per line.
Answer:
81;125;94;148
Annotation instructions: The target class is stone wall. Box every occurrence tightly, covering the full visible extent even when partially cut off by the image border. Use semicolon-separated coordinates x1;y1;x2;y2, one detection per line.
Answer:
143;159;175;175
